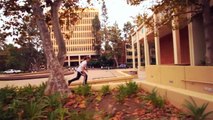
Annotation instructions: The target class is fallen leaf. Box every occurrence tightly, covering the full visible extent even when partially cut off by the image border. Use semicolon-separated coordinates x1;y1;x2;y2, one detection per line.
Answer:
96;95;102;101
78;101;86;108
65;100;75;106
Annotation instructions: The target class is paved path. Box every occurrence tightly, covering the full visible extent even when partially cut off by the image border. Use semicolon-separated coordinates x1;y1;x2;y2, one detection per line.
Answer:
0;69;129;88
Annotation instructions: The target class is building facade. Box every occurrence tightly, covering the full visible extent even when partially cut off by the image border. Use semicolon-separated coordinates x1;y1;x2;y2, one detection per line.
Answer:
50;9;99;67
131;3;213;117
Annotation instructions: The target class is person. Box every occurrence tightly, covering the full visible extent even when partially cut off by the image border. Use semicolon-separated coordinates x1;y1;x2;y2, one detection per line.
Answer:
68;56;90;85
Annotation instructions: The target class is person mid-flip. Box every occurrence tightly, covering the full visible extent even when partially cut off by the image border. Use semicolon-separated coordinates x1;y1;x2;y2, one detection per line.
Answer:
68;56;90;85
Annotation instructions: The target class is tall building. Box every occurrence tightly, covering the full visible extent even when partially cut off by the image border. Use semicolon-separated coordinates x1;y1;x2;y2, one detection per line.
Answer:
50;8;99;67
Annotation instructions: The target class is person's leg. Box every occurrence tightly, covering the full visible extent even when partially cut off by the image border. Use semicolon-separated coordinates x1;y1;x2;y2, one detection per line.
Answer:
68;72;81;85
83;73;88;85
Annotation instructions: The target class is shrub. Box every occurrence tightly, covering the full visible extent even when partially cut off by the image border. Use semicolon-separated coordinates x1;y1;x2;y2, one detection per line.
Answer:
16;84;38;101
145;88;165;108
183;97;213;120
116;82;139;102
116;84;127;102
42;92;62;110
74;84;91;96
48;104;69;120
0;86;17;104
34;82;46;98
125;82;138;95
7;99;25;119
23;100;46;120
69;110;94;120
101;85;110;96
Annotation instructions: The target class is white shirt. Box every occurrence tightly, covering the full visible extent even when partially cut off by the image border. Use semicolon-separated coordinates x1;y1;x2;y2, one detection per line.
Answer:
76;60;87;72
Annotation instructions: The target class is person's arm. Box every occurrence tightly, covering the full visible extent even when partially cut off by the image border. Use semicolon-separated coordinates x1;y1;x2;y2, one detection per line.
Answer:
82;61;88;73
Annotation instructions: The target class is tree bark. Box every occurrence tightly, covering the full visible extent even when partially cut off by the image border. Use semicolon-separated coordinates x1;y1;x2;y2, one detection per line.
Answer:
32;1;70;95
114;55;119;67
51;1;67;66
202;0;213;65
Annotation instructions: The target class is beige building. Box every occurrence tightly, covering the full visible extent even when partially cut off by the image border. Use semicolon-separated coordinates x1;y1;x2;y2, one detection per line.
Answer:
50;8;99;67
131;4;213;118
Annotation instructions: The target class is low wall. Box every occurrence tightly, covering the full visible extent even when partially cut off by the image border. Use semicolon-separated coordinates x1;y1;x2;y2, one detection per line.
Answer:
0;70;74;81
143;65;213;119
69;70;134;86
145;65;213;95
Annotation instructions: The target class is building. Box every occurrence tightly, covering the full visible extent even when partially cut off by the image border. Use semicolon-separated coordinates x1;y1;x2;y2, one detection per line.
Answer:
50;8;99;67
131;3;213;118
125;43;133;67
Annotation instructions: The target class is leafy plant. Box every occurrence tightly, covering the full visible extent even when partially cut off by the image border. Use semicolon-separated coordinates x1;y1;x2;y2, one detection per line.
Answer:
74;84;91;96
16;84;37;100
125;81;138;95
69;110;94;120
48;104;69;120
0;101;17;120
116;84;127;102
7;99;25;119
101;85;110;96
34;82;46;98
145;88;165;108
42;92;62;110
23;100;46;120
183;97;213;120
116;82;139;102
48;111;58;120
0;86;17;104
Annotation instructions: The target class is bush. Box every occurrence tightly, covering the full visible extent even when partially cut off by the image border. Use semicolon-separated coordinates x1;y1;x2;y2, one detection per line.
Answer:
145;88;165;108
48;104;69;120
0;86;17;104
116;84;127;102
23;100;46;120
183;97;213;120
42;92;62;110
69;110;94;120
100;85;110;96
74;84;91;96
125;82;138;95
116;82;139;102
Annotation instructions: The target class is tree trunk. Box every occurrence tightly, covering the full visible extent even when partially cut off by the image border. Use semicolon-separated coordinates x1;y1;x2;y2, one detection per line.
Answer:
51;1;67;66
32;1;70;95
202;0;213;65
114;55;119;67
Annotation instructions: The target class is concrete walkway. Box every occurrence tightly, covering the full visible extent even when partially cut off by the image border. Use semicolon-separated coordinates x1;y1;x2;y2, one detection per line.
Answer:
0;69;131;88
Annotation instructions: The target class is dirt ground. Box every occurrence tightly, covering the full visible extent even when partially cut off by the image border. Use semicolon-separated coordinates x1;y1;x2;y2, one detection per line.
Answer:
64;88;191;120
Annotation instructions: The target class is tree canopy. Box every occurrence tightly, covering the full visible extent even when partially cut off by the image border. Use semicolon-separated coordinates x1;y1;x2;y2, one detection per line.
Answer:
0;0;92;95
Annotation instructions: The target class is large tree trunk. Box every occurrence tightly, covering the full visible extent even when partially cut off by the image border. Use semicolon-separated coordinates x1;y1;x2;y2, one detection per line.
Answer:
114;55;119;67
202;0;213;65
51;1;67;66
32;1;70;95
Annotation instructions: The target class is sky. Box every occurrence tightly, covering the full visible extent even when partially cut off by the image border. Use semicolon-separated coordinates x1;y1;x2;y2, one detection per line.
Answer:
1;0;154;45
92;0;153;29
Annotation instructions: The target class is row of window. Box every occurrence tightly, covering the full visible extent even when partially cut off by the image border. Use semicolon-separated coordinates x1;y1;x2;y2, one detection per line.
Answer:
79;12;98;18
127;52;132;56
60;25;92;32
71;32;94;38
73;25;93;31
52;39;94;46
77;18;93;25
66;39;94;45
60;19;94;31
66;46;94;52
53;46;94;52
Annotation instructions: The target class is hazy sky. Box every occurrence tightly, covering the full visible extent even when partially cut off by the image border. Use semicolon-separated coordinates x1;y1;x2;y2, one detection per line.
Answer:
93;0;153;28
